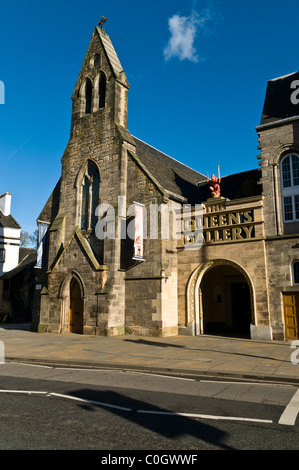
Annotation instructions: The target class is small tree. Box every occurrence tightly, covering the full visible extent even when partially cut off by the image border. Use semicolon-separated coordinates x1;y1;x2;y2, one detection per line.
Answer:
20;230;38;248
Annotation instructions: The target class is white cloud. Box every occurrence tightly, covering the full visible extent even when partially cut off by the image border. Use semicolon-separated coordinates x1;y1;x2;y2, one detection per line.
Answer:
163;9;214;62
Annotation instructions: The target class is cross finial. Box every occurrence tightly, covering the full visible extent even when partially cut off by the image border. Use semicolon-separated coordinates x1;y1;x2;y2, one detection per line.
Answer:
98;16;107;33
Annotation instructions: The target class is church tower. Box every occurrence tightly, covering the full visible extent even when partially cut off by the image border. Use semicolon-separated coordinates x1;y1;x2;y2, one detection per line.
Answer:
35;18;197;338
70;17;130;133
36;19;136;335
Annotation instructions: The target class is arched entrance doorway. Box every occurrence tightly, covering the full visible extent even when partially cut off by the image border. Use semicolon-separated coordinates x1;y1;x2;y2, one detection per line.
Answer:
69;277;84;334
58;271;85;334
187;259;254;338
200;264;251;337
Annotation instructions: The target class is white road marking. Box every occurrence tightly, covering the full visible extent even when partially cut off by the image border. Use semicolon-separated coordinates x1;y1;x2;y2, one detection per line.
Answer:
137;409;273;424
8;363;297;389
0;388;132;411
128;371;196;381
3;387;298;426
48;392;132;411
0;389;48;395
12;362;118;372
54;367;107;372
9;362;196;380
199;379;294;387
17;363;53;369
278;388;299;426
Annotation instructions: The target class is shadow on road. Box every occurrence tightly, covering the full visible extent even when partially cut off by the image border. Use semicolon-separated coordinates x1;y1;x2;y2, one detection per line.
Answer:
0;322;32;332
65;387;233;450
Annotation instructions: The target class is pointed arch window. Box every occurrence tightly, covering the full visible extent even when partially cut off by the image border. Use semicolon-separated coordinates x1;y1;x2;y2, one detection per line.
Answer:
80;161;100;231
281;154;299;222
85;78;93;114
99;71;106;109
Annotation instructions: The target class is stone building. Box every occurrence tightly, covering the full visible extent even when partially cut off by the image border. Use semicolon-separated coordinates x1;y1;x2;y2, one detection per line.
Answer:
33;20;299;341
0;247;36;323
0;193;36;322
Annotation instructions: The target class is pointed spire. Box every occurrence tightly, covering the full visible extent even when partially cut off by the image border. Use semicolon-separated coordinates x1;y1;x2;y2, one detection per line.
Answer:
95;23;125;79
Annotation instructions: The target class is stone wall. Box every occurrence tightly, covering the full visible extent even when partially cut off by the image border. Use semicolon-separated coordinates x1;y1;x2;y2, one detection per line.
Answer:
257;117;299;339
257;120;299;237
177;196;271;338
124;152;179;336
38;29;131;335
265;236;299;339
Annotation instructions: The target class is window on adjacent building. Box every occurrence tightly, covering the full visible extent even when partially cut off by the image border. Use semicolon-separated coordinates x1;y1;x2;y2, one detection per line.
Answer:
293;261;299;285
281;154;299;222
0;249;5;262
80;161;100;231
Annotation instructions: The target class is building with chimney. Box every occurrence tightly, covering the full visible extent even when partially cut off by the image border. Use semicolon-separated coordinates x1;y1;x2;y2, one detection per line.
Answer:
0;193;36;322
32;20;299;341
0;192;20;277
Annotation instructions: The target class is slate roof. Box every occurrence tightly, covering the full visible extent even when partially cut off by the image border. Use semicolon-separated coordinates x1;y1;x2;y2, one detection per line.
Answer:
197;168;262;202
0;210;20;229
39;139;261;213
133;137;207;203
37;178;61;225
260;71;299;126
1;248;36;280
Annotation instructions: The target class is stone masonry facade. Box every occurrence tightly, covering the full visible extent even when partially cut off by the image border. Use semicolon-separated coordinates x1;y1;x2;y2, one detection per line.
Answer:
32;24;299;341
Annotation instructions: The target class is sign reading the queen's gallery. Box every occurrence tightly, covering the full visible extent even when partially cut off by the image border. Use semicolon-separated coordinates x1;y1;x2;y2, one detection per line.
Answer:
183;206;256;247
202;209;255;243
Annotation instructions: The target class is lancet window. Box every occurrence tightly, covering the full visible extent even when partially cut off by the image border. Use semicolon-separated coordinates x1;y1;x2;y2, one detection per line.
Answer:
80;161;100;231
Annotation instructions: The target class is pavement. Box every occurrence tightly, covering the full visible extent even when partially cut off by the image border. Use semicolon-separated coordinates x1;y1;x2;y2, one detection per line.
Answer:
1;322;299;385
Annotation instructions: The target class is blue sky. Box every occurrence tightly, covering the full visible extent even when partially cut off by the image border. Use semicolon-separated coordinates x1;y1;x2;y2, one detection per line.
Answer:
0;0;298;235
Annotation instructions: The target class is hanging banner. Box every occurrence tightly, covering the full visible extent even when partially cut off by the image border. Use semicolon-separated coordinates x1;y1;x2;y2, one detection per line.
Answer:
133;202;145;261
36;223;49;268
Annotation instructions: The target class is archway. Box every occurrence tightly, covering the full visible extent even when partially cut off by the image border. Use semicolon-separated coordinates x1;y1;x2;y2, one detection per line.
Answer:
59;272;85;334
187;259;255;338
200;264;251;337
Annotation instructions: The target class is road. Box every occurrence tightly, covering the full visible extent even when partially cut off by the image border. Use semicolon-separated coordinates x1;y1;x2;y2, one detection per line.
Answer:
0;361;298;453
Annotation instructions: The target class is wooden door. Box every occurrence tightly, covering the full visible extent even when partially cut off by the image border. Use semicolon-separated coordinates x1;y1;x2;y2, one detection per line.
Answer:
283;293;299;340
69;278;83;334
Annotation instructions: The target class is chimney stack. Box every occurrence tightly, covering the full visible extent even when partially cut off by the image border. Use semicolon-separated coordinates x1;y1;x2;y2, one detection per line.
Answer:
0;192;12;216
